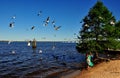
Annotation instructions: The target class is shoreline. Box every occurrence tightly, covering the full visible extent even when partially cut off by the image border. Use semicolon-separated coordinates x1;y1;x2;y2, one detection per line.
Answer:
5;58;119;78
1;60;120;78
24;55;120;78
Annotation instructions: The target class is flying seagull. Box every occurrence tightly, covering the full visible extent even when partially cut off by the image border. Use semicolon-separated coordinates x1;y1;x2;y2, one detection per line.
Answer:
9;22;15;28
43;17;50;26
31;26;35;30
80;20;82;23
11;15;16;19
46;17;50;23
53;25;61;30
52;20;55;25
110;20;115;25
37;11;42;16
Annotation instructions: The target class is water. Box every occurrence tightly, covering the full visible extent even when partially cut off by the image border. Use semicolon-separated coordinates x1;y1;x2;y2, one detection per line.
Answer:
0;41;85;77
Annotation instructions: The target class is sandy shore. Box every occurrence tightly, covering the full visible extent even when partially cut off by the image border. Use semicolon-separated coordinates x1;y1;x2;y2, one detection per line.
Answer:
73;60;120;78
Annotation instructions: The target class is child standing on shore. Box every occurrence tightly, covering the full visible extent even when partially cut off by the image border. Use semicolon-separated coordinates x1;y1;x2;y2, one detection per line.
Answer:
86;52;94;69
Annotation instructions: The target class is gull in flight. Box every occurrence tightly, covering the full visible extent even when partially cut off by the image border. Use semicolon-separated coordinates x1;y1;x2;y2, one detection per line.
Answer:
37;11;42;16
31;26;35;30
11;15;16;19
43;17;50;26
53;25;61;30
52;20;55;25
9;22;15;28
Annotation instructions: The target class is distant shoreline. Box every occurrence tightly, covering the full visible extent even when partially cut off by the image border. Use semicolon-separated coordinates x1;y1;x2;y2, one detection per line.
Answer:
0;40;77;43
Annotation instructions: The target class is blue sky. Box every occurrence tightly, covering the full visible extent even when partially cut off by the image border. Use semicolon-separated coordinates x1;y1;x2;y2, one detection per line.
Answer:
0;0;120;41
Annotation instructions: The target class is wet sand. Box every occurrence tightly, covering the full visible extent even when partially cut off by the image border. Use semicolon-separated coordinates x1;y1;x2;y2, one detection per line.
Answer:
73;60;120;78
24;63;84;78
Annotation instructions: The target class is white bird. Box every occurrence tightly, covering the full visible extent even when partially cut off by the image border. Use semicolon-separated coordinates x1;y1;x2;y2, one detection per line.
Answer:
12;50;16;54
39;49;42;53
110;21;115;25
27;41;31;46
11;15;16;19
84;24;89;27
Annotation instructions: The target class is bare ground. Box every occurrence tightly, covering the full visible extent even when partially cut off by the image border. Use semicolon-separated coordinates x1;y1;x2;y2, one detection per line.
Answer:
74;60;120;78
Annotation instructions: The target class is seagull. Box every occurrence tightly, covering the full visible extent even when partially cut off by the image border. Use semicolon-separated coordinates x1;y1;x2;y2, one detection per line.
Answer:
43;23;48;26
11;15;16;19
39;49;42;53
31;26;35;30
84;24;89;27
37;11;42;16
46;17;50;23
110;21;115;25
53;25;61;30
80;20;83;23
43;17;50;26
12;50;16;54
52;20;55;25
9;22;15;28
27;41;31;46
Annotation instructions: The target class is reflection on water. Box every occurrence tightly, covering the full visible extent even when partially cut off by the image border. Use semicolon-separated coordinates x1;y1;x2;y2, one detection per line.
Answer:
0;42;85;77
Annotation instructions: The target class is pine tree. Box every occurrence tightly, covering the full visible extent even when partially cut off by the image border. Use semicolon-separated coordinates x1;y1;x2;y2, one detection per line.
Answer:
76;1;120;54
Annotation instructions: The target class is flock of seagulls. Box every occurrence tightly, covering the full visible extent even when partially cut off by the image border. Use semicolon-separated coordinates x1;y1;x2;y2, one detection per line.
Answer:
8;11;62;54
8;10;62;46
43;16;61;31
2;10;79;68
9;11;62;32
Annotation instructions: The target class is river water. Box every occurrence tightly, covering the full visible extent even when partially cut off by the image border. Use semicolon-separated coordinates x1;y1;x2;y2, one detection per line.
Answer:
0;41;85;78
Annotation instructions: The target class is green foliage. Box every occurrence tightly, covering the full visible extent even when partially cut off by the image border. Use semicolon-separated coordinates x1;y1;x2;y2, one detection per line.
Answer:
77;1;120;53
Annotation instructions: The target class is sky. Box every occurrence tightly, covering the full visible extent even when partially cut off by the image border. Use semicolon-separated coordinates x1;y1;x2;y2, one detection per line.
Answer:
0;0;120;41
